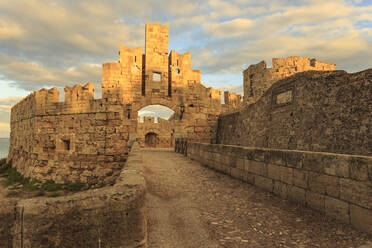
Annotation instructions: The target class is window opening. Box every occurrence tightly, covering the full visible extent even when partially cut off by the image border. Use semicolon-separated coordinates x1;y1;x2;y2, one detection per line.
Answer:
62;139;70;151
153;72;161;81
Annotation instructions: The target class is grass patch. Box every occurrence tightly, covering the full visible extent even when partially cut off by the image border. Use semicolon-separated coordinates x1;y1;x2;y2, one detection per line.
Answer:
0;160;102;198
6;191;20;197
2;168;27;187
64;181;85;192
41;180;63;192
0;159;11;174
47;192;61;198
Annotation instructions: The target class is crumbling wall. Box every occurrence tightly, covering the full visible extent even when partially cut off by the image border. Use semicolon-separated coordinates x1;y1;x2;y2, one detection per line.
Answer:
224;91;243;111
243;56;336;104
8;84;128;185
218;69;372;156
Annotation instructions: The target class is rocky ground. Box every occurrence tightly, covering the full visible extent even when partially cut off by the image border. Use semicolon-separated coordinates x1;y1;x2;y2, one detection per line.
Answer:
143;148;372;248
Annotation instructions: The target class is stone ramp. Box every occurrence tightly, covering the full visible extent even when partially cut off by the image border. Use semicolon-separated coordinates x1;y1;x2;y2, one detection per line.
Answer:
143;149;371;248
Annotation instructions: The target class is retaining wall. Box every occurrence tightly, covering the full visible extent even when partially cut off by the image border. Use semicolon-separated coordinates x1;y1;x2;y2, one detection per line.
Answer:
0;142;147;248
179;141;372;235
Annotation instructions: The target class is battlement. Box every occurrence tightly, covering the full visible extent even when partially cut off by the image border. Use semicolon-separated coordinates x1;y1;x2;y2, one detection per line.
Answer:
243;56;336;104
224;91;243;108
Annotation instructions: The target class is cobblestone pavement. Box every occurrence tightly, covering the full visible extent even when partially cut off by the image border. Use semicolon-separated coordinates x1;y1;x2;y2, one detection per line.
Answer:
143;149;372;248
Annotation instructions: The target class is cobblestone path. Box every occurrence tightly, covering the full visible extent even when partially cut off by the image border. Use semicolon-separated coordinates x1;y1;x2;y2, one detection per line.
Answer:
143;149;372;248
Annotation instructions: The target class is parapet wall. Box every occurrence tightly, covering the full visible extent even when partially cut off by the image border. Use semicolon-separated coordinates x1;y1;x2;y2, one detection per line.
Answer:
218;69;372;156
0;142;147;248
8;84;129;185
177;141;372;235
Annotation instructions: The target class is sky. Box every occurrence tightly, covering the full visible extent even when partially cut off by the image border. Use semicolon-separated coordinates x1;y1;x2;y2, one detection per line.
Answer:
0;0;371;137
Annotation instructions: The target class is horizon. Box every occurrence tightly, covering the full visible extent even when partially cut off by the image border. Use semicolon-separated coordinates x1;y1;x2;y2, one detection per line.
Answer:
0;0;371;138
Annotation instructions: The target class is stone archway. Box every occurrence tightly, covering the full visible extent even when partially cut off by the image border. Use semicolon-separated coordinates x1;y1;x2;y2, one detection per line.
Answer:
145;132;159;147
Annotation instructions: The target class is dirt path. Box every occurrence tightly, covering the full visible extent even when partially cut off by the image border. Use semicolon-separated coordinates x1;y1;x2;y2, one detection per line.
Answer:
143;149;371;248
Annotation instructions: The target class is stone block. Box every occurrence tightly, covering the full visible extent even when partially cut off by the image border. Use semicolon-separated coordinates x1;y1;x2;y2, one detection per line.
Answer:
231;168;244;180
325;175;340;198
287;185;306;204
308;172;327;194
247;160;267;176
236;158;245;170
244;172;255;185
306;191;325;213
253;149;266;162
308;173;340;198
284;150;303;168
350;204;372;235
324;155;350;178
267;150;286;166
280;166;293;185
254;175;273;192
273;180;288;199
325;196;350;224
340;178;372;209
267;164;281;180
349;157;369;181
293;168;308;189
303;152;324;173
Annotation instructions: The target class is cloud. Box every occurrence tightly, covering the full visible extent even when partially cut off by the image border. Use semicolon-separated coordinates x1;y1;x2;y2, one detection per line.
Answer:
0;97;20;137
0;0;370;94
138;105;175;120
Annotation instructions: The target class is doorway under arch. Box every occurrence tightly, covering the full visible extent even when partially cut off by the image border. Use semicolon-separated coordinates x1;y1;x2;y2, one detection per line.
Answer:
137;104;175;148
145;132;159;147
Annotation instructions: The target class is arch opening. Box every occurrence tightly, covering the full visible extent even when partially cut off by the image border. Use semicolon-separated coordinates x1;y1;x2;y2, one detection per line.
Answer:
145;132;159;147
137;105;175;148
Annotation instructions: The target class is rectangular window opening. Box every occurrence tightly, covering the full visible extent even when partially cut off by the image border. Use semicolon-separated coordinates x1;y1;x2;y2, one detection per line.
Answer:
153;72;161;82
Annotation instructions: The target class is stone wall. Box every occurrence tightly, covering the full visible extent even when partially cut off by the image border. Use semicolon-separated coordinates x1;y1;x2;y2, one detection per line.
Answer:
0;142;147;248
7;22;242;184
8;84;129;185
218;69;372;156
137;117;174;148
243;56;336;104
178;142;372;235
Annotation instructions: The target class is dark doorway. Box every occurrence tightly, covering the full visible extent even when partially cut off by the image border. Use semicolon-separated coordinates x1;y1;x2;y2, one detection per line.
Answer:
145;132;159;147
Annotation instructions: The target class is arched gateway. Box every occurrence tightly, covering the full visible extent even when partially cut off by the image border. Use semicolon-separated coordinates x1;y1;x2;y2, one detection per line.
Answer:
8;22;241;184
102;22;241;147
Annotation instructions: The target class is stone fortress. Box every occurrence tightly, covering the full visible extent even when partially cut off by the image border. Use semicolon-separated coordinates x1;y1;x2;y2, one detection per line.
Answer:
7;22;243;185
7;22;361;187
5;22;372;244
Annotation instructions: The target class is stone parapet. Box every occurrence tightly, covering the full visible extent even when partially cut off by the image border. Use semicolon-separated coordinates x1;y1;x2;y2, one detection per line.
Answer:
1;142;147;248
176;141;372;235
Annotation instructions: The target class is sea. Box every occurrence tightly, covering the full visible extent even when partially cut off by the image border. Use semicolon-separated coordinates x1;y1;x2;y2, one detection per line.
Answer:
0;138;9;159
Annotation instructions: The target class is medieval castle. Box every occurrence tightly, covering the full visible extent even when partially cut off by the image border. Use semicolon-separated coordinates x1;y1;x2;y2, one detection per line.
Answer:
7;22;348;185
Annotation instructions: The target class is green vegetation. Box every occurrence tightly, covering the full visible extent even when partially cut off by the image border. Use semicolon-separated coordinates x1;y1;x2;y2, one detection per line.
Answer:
0;160;105;198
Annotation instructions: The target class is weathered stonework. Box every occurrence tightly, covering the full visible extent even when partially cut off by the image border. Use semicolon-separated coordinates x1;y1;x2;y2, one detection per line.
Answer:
218;69;372;156
176;142;372;235
243;56;336;104
8;22;241;184
137;117;174;148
